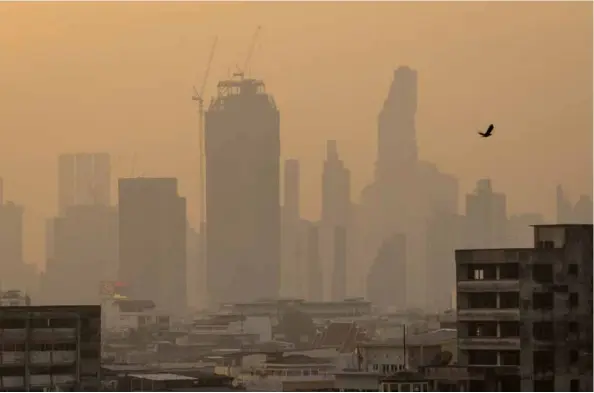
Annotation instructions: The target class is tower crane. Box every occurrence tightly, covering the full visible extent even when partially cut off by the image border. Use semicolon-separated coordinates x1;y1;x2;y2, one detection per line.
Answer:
234;25;262;79
192;35;218;248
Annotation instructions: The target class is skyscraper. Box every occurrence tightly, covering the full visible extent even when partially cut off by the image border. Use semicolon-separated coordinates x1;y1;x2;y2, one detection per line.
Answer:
464;179;508;249
205;76;281;305
57;153;111;215
0;179;24;288
281;159;301;297
320;140;351;300
118;178;187;314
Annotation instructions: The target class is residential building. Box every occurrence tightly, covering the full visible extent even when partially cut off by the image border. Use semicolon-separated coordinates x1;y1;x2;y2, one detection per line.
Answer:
0;305;101;391
456;224;593;391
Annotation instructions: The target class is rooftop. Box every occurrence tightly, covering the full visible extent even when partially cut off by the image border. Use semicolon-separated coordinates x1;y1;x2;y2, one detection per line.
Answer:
127;373;197;381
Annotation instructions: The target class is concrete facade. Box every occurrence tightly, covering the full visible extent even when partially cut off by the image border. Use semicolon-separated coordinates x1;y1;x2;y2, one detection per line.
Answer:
456;224;593;391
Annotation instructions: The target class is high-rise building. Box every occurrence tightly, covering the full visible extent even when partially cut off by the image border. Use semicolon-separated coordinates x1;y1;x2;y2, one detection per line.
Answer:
464;179;508;249
281;159;301;297
205;76;280;305
42;205;118;305
376;66;418;183
0;180;24;289
366;234;407;311
456;224;593;391
320;140;351;300
57;153;111;215
331;226;347;301
305;221;323;302
118;178;187;315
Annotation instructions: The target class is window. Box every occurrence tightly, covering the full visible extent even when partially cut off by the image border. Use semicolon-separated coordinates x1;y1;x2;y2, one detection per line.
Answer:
400;384;411;392
569;293;579;308
533;292;554;310
533;351;554;373
569;350;578;364
499;292;520;309
570;379;580;392
533;322;554;341
499;322;520;338
468;322;497;337
569;322;579;335
499;264;519;280
474;269;485;280
568;264;578;276
468;292;497;309
533;264;553;284
468;350;497;365
499;351;520;366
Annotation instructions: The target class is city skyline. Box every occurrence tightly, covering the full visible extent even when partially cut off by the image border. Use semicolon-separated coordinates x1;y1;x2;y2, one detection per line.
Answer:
0;1;591;268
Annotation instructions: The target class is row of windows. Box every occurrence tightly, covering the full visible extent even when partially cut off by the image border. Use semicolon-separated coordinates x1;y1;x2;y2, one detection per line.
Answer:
461;291;581;310
465;321;581;340
468;263;580;283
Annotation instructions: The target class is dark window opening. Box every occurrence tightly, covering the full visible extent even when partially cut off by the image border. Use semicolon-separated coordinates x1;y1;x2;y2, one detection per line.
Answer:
468;350;497;366
499;292;520;309
0;318;26;329
569;349;578;364
533;351;554;373
499;264;519;280
468;322;497;337
81;348;100;359
499;322;520;338
533;322;554;341
499;351;520;366
569;322;579;334
468;292;497;309
569;293;579;308
570;379;580;392
534;379;555;392
536;241;555;249
568;264;578;276
30;343;76;351
533;292;554;310
499;376;521;392
49;318;77;328
533;264;553;284
467;264;497;280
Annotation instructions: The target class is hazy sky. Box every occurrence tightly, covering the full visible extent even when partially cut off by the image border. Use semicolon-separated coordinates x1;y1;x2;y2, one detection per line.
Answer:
0;1;592;266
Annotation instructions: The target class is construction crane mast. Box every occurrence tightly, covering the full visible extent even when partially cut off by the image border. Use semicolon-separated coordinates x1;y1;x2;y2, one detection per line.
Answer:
234;25;262;79
192;36;218;232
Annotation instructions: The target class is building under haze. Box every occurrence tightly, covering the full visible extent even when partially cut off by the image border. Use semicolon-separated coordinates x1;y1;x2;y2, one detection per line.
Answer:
556;185;593;225
0;178;27;291
320;140;351;300
58;153;111;216
281;159;301;298
464;179;507;249
366;233;407;311
456;224;593;391
204;76;281;305
42;205;118;305
118;177;187;315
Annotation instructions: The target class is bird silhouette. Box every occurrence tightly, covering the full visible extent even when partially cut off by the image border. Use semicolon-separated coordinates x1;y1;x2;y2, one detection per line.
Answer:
478;124;494;138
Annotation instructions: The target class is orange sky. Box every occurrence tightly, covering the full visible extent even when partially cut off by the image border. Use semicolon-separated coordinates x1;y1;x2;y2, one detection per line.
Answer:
0;1;592;267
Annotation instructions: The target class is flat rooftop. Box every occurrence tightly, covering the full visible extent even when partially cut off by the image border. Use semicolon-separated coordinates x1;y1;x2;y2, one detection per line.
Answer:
128;373;197;381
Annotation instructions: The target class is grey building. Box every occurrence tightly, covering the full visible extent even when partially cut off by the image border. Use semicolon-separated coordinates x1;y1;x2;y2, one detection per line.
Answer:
456;224;593;391
57;153;111;216
0;305;101;391
118;178;187;315
205;76;281;305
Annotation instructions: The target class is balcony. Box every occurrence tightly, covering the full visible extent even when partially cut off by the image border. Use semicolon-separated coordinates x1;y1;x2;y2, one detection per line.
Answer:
458;309;520;321
458;337;520;351
0;329;26;343
457;280;519;293
0;351;25;366
31;328;76;343
30;350;76;365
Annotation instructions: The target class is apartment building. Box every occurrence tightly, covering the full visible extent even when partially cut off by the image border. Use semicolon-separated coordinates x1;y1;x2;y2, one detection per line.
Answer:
456;224;593;392
0;305;101;391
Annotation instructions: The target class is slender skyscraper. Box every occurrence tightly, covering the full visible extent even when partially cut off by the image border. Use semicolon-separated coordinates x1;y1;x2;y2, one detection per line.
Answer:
320;140;351;300
281;159;301;297
205;76;281;305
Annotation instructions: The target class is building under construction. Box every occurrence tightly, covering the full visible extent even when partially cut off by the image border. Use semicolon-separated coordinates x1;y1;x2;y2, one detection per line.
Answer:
204;75;281;305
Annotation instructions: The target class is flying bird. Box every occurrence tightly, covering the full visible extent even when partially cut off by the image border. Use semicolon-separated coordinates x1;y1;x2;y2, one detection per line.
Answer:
478;124;494;138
